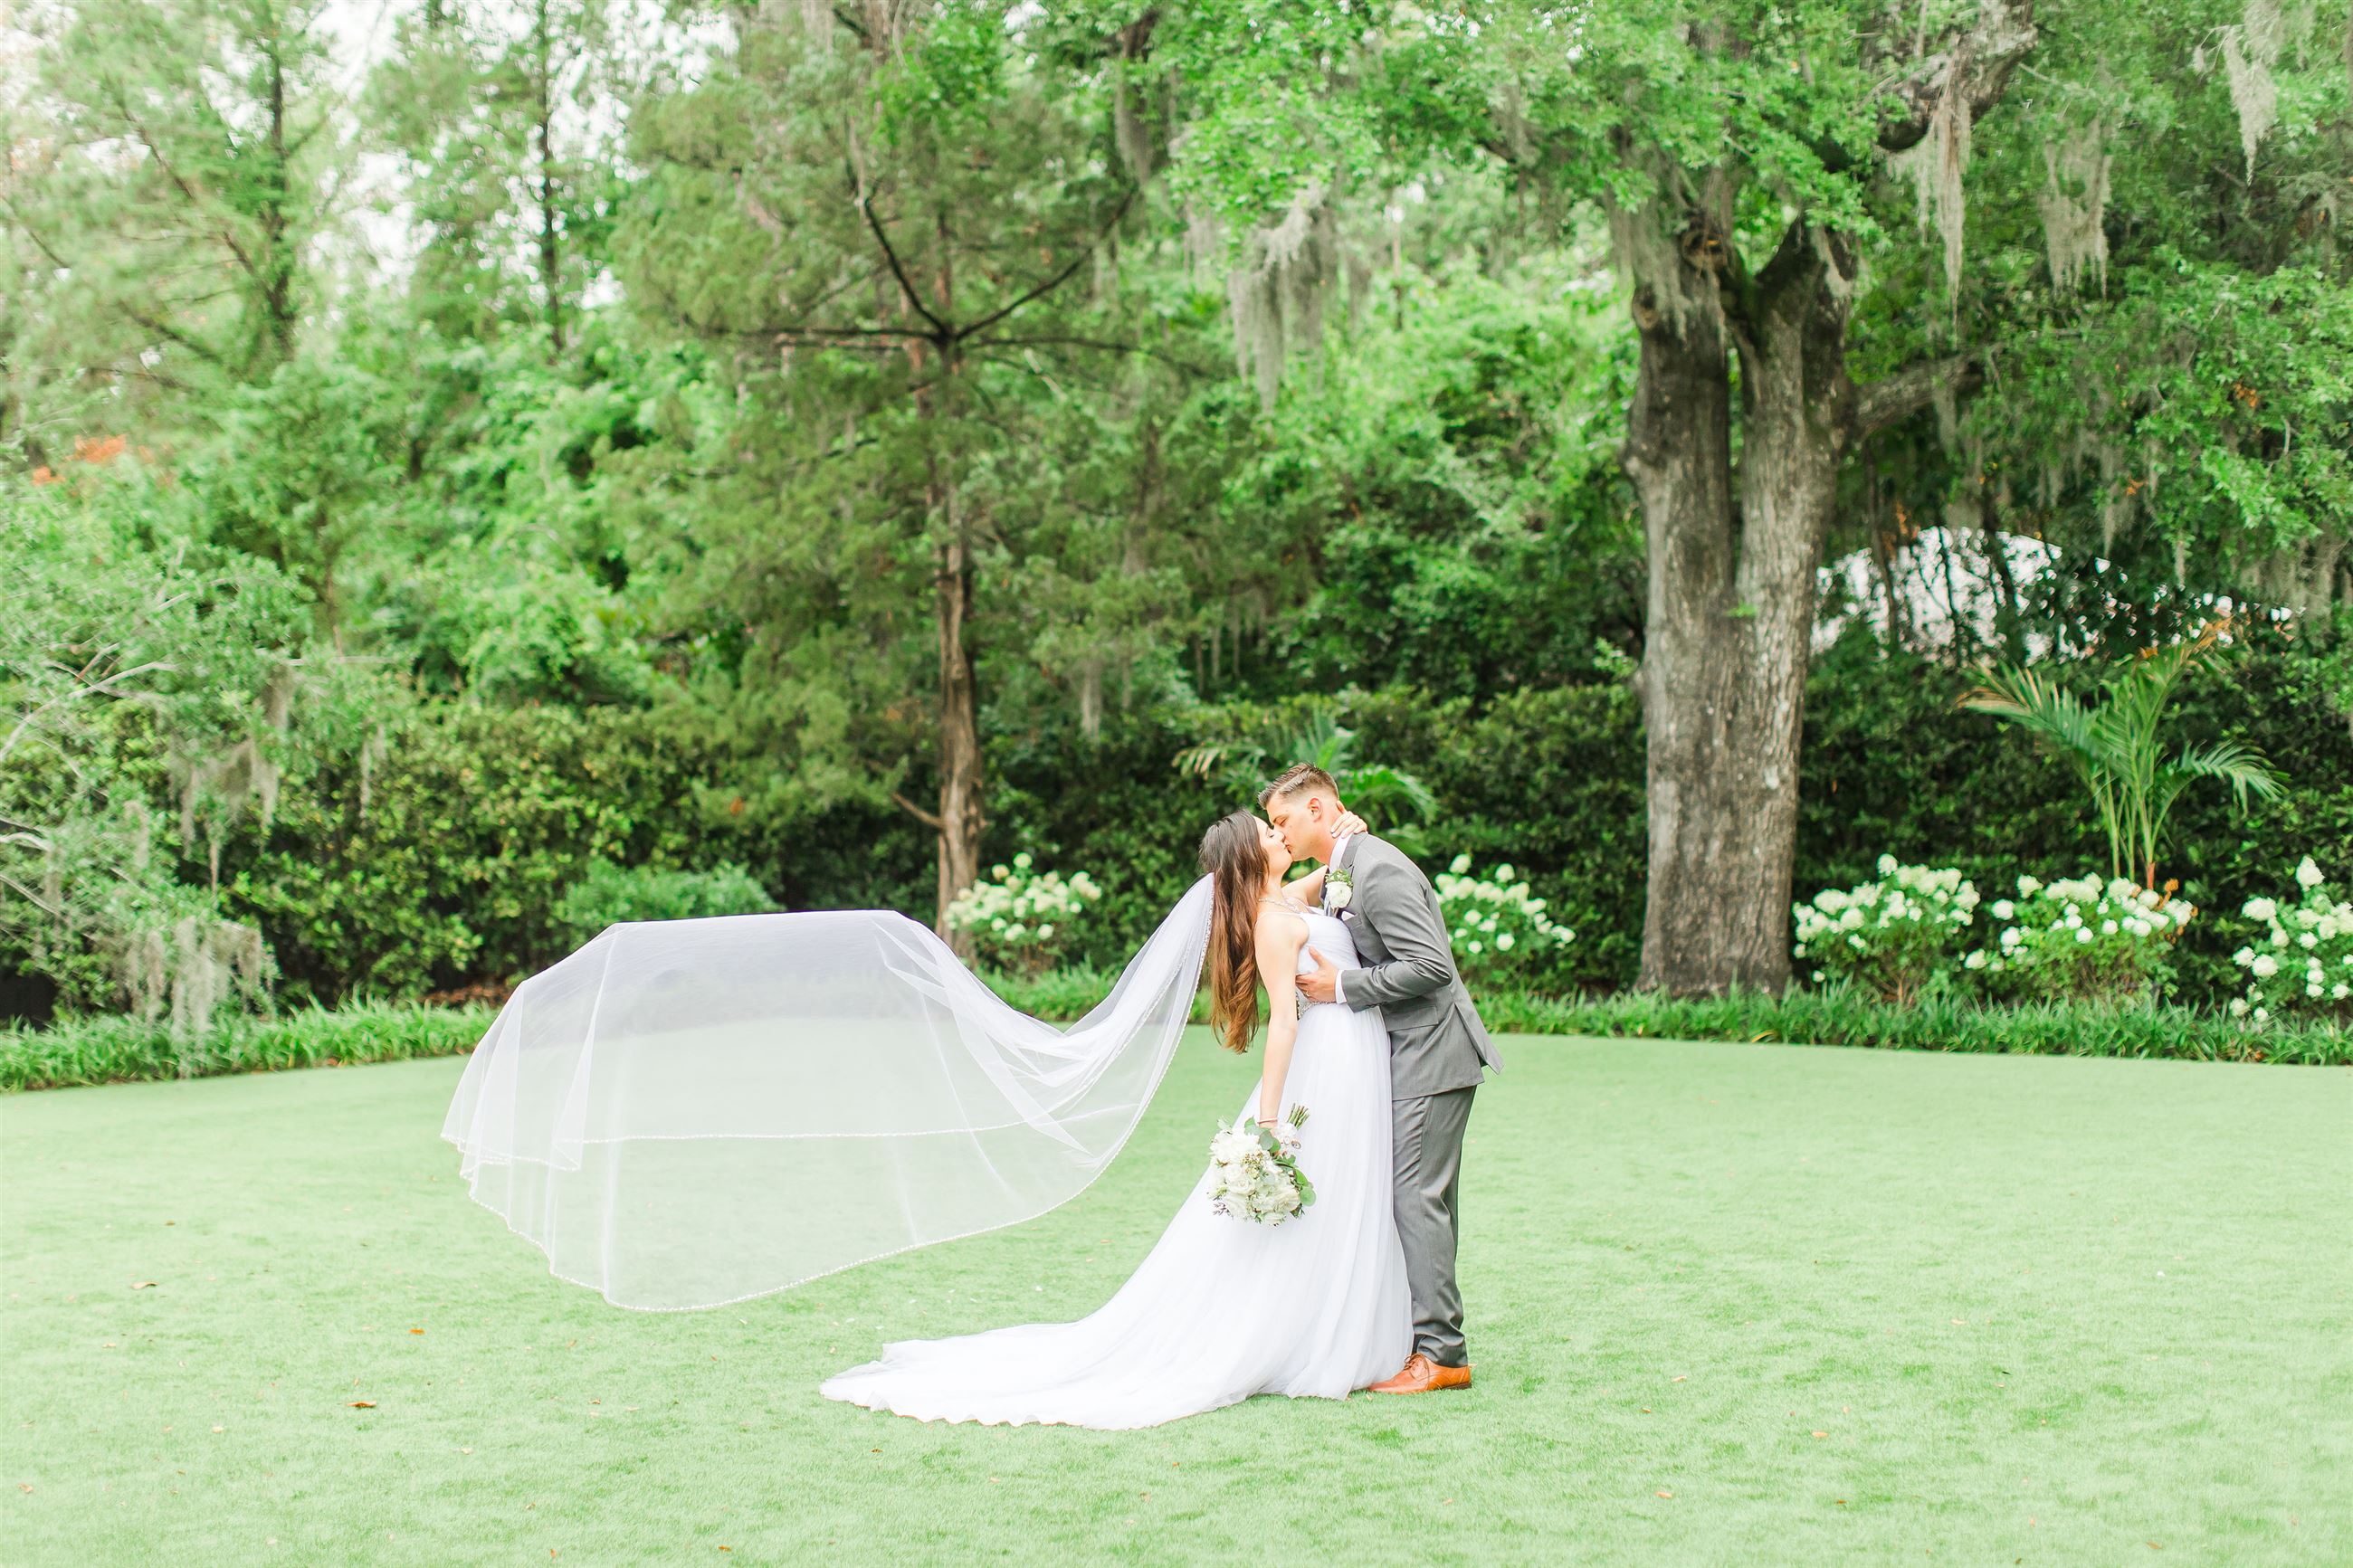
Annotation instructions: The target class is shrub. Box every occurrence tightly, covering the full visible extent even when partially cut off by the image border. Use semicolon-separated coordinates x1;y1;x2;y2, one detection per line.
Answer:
1966;875;2194;1005
555;859;779;938
2232;858;2353;1026
1;1000;490;1090
1793;858;1979;1003
1433;856;1575;990
946;853;1104;975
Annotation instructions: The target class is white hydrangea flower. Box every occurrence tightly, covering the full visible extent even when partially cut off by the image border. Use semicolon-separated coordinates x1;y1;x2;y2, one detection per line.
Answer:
2295;857;2325;889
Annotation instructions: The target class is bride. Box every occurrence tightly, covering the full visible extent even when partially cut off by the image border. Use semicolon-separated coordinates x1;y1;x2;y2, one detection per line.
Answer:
441;809;1409;1430
819;811;1411;1428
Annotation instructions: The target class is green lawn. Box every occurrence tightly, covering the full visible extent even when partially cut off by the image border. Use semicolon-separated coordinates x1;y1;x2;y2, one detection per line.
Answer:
4;1036;2348;1565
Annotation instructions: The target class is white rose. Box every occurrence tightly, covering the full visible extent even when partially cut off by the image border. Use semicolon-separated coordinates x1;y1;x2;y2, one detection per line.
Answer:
1495;932;1515;951
2074;927;2093;945
1326;880;1353;911
2296;857;2325;889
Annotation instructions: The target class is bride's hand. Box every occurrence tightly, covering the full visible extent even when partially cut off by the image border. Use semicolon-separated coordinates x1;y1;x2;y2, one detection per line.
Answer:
1332;810;1369;838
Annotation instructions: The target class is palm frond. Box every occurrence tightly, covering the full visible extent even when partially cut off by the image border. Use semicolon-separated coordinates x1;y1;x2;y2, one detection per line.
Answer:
2165;739;2288;807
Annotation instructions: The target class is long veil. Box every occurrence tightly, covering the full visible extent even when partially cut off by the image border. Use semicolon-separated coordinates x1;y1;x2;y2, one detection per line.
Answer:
440;877;1214;1310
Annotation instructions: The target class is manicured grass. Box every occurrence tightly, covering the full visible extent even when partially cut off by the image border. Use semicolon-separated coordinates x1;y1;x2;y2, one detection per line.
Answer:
3;1036;2347;1565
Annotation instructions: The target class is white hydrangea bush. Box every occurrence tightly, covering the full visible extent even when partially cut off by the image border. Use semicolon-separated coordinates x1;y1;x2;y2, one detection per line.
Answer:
1963;874;2194;1005
2231;857;2353;1026
946;852;1104;974
1435;855;1575;989
1793;857;1980;1003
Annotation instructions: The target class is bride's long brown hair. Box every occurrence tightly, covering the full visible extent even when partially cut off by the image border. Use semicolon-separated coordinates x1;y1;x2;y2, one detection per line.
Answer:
1199;812;1268;1054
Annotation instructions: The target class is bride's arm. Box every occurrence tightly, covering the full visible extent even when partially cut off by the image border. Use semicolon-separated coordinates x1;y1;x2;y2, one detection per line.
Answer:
1252;912;1308;1126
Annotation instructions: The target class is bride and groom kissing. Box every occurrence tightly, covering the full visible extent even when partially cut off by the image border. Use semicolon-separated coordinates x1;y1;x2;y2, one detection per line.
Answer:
820;762;1500;1429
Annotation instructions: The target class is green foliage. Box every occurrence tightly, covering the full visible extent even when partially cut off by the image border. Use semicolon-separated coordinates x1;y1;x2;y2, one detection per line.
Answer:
1434;855;1577;993
1963;630;2287;888
1174;700;1438;848
0;1000;488;1091
1491;988;2349;1068
1792;860;1982;1005
945;853;1104;976
553;859;778;941
2231;859;2353;1027
1967;874;2196;1007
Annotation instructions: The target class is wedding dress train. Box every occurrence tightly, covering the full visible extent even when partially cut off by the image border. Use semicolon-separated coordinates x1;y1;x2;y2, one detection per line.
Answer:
821;908;1412;1429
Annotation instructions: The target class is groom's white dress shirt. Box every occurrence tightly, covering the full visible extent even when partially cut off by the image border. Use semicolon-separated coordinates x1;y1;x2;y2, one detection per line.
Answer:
1328;832;1358;1007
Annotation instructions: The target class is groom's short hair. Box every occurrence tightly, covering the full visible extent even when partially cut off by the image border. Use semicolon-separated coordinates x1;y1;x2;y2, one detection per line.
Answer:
1258;764;1340;809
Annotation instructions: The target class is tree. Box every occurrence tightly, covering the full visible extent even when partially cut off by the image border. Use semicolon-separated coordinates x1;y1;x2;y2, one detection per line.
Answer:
366;0;622;350
1170;0;2348;993
1;0;344;444
622;2;1196;936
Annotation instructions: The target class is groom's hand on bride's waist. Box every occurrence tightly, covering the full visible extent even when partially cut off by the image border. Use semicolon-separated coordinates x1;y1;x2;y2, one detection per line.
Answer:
1296;949;1341;1004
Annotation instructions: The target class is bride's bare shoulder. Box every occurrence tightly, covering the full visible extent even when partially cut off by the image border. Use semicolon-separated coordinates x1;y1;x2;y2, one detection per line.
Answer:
1253;899;1310;952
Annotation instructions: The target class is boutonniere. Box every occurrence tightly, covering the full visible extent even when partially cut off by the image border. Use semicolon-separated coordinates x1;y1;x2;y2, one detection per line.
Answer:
1324;862;1354;913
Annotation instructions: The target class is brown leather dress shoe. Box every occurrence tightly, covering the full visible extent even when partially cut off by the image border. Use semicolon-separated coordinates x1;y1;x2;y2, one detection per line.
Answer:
1367;1354;1472;1394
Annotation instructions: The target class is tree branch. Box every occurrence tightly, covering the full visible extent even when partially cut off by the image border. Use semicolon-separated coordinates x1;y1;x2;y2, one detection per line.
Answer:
953;186;1137;343
847;158;951;337
890;789;944;830
1851;352;1980;444
1873;1;2040;153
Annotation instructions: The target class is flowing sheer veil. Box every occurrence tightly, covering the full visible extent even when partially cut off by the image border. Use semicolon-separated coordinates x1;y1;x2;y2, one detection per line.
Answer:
440;878;1214;1310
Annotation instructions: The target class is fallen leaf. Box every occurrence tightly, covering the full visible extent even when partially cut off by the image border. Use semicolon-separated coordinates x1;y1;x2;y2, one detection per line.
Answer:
1813;1430;1827;1439
347;1401;376;1409
410;1328;424;1335
1835;1500;1848;1506
18;1484;30;1493
1656;1489;1673;1499
132;1281;157;1290
212;1425;224;1433
1672;1375;1687;1383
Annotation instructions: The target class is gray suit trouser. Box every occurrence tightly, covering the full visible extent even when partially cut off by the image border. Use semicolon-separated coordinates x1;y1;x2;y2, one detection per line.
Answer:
1392;1085;1476;1367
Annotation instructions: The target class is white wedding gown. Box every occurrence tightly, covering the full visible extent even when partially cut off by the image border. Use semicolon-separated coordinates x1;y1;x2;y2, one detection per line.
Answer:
820;908;1413;1429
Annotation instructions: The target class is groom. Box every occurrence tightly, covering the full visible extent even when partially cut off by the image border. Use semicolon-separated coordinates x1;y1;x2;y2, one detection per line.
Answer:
1262;763;1500;1394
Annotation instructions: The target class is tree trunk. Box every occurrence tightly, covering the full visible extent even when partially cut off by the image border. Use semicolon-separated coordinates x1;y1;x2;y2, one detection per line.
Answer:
931;493;984;946
533;0;564;354
1626;218;1853;995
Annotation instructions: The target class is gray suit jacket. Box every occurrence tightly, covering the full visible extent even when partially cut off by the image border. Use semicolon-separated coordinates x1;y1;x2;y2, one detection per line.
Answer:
1329;834;1500;1100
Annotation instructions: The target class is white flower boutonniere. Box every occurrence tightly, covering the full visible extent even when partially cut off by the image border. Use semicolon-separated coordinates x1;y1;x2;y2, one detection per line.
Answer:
1324;863;1354;913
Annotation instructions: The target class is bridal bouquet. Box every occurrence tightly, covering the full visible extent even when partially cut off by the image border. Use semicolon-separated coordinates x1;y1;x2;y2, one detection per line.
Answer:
1206;1107;1317;1225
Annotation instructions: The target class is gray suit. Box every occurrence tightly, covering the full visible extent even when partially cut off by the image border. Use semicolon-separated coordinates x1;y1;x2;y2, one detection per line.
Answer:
1327;834;1498;1368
